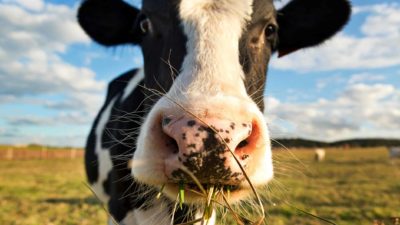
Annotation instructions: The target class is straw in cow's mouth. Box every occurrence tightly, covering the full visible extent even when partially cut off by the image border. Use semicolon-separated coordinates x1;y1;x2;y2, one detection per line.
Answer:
185;183;240;194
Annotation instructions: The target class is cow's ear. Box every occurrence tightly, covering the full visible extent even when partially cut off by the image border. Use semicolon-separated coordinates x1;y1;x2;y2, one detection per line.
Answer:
277;0;351;57
78;0;142;46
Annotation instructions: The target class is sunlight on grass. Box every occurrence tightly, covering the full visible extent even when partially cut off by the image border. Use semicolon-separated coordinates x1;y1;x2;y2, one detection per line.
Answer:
0;159;106;225
0;147;399;225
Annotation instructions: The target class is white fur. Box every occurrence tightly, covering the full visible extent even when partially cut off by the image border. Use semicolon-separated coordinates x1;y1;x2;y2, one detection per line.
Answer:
122;69;144;101
94;70;144;202
92;97;117;202
174;0;253;97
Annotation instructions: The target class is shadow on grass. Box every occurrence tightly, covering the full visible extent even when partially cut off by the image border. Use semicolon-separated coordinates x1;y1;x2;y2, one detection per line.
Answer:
43;197;99;205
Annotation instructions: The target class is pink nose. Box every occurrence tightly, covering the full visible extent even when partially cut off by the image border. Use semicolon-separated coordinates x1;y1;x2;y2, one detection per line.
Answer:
161;116;260;183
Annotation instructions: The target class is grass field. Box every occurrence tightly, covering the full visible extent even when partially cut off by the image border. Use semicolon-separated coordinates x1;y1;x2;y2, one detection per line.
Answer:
0;147;399;225
0;158;106;225
266;147;400;225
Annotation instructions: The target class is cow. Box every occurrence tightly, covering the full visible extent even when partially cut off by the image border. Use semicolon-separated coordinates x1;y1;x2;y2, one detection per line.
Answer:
77;0;351;224
389;147;400;158
314;148;326;162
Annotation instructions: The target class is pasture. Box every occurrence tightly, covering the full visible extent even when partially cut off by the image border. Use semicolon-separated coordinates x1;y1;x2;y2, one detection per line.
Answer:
0;147;399;225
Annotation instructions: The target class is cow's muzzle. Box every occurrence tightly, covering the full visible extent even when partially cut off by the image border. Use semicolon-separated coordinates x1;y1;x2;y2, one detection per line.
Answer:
162;116;261;184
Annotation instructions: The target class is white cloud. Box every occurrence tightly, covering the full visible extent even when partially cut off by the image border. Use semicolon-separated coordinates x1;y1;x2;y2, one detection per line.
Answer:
316;73;386;90
0;3;89;54
7;111;93;126
44;92;105;117
316;74;347;90
347;73;385;84
0;1;105;119
271;3;400;72
0;1;149;146
339;83;395;104
358;4;400;37
266;83;400;141
3;0;45;11
0;56;104;96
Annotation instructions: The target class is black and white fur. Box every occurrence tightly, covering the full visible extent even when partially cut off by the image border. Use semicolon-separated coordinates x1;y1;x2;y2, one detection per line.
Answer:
78;0;351;224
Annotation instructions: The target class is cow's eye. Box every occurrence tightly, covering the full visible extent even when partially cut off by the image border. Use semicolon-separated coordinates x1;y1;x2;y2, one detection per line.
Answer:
139;16;152;34
265;24;277;39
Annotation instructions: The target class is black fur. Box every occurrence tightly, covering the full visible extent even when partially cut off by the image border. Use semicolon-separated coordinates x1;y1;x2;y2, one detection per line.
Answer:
78;0;142;46
85;69;151;221
277;0;352;55
84;69;140;185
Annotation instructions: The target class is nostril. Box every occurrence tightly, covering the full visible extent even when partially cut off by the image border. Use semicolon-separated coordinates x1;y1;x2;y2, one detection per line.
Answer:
237;139;249;149
161;116;179;154
166;136;179;154
171;139;179;154
162;116;172;127
234;120;260;155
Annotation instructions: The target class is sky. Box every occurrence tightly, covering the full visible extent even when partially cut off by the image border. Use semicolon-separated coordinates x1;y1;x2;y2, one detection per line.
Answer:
0;0;399;147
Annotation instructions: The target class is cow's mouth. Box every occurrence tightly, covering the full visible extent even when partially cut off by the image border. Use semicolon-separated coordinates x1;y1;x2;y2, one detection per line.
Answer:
162;182;246;204
185;183;241;193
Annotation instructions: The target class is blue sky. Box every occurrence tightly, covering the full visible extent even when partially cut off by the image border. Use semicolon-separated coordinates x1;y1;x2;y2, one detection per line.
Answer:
0;0;399;147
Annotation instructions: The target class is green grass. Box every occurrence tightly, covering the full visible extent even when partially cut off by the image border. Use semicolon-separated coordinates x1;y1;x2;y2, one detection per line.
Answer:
267;147;400;225
0;148;399;225
0;159;106;225
0;144;82;151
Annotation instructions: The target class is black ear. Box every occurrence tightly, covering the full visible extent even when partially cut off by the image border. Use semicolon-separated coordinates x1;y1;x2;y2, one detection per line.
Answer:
78;0;141;46
277;0;351;57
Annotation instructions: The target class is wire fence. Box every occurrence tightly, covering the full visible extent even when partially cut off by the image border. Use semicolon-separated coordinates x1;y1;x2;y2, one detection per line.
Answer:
0;148;84;160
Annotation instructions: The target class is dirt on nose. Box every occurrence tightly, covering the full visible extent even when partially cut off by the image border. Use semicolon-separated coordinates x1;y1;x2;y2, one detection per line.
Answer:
171;126;244;184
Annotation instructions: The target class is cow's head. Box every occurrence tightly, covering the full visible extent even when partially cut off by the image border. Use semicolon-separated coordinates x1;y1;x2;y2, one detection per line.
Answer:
78;0;351;203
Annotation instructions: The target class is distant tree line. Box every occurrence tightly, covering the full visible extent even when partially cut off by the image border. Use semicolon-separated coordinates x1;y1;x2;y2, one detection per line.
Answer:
4;138;400;150
273;138;400;148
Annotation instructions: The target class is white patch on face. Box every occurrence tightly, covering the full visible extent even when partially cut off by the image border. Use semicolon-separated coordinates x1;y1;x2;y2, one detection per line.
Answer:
122;69;144;101
134;0;274;202
173;0;254;97
174;0;275;189
92;97;118;203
